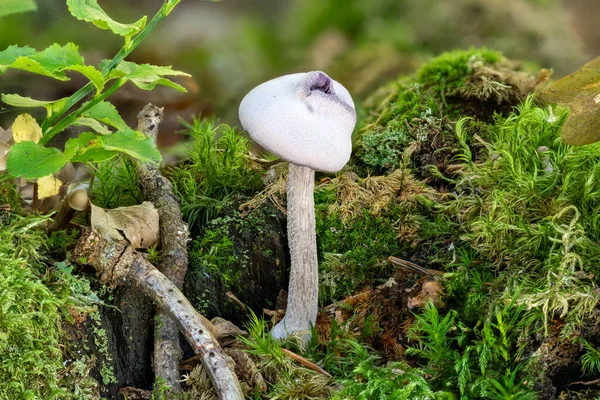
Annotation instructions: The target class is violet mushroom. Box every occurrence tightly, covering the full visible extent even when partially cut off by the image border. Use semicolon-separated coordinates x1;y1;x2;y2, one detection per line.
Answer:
239;71;356;344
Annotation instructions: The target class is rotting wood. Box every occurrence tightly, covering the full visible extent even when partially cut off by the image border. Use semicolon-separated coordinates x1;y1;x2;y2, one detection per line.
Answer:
72;229;244;400
135;104;190;391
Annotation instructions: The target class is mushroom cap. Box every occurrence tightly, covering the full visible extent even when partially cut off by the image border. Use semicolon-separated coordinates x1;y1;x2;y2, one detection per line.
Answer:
67;183;90;211
239;71;356;172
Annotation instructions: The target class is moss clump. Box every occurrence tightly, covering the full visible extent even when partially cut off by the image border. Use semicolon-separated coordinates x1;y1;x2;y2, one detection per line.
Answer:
313;168;443;302
355;48;544;177
0;215;97;399
169;117;263;232
416;48;502;96
318;45;600;397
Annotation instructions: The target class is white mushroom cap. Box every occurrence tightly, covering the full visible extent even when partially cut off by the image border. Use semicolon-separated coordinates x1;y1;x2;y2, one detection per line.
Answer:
239;71;356;173
67;183;90;211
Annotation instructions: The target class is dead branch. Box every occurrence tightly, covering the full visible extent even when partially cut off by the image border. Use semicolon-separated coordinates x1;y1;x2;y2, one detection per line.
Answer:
72;229;244;400
135;104;190;390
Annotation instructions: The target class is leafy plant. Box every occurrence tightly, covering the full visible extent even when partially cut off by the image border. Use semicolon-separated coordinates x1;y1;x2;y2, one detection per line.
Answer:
0;0;188;192
240;312;336;400
89;156;144;209
332;340;438;400
578;338;600;377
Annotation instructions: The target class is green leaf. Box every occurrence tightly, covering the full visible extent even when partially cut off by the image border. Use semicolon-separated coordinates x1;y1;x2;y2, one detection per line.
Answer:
100;129;161;162
0;0;37;18
0;43;84;80
102;60;190;92
65;130;160;163
2;94;68;118
81;101;128;131
65;132;117;163
6;141;69;178
66;0;146;44
64;65;104;94
164;0;183;16
73;117;112;135
0;45;36;69
72;147;118;163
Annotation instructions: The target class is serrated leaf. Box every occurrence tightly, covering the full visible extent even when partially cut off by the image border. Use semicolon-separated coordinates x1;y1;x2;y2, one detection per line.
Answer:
0;45;36;70
67;0;146;44
538;56;600;146
82;101;128;131
64;131;102;156
0;43;84;80
73;117;112;135
65;132;118;163
6;141;68;178
37;175;63;199
12;113;42;143
100;128;161;162
65;65;104;94
72;147;118;163
102;60;190;92
0;0;37;18
2;94;68;118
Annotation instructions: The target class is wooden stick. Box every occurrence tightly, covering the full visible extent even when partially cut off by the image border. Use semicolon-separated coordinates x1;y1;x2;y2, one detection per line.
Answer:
72;229;244;400
281;348;331;378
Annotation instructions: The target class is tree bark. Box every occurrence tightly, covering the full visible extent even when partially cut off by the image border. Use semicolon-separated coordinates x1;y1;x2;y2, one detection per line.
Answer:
271;163;318;346
72;229;244;400
135;104;190;391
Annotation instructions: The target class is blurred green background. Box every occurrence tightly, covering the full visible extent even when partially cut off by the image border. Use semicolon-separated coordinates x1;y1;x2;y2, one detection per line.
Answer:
0;0;597;145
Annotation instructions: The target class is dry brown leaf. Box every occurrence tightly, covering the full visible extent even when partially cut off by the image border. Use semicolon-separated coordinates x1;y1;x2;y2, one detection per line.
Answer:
91;201;159;248
407;280;445;310
37;175;63;199
0;126;13;143
12;114;42;143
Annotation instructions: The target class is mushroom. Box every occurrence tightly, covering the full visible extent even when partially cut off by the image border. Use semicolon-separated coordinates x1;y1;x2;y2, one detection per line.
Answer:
49;182;90;231
239;71;356;345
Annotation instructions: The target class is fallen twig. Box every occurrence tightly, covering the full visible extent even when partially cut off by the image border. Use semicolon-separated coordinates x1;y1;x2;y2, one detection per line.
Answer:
225;291;248;313
281;348;332;378
72;229;243;400
571;379;600;386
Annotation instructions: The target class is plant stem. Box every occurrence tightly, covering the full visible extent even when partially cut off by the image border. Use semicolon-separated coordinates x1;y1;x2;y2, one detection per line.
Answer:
40;79;124;145
41;0;180;134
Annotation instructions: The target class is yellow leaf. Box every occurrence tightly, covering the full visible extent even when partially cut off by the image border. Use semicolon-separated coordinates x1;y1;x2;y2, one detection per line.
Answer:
12;113;42;143
37;175;63;199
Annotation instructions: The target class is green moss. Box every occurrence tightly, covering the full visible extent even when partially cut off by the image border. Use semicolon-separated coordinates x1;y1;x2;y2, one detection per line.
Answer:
0;215;98;399
169;117;263;232
416;48;502;95
354;48;537;177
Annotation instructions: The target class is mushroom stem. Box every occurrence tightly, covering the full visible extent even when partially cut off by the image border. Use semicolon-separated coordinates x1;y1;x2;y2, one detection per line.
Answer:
271;163;318;346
